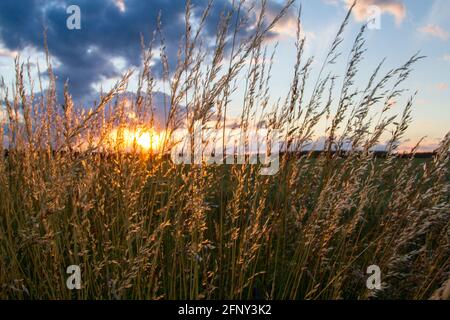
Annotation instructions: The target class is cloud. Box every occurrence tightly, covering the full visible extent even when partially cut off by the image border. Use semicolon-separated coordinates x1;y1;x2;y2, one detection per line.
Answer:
436;83;448;91
351;0;406;24
0;0;294;105
442;54;450;62
397;137;442;153
114;0;126;13
0;47;18;58
324;0;406;24
117;91;183;130
418;24;449;41
269;12;315;41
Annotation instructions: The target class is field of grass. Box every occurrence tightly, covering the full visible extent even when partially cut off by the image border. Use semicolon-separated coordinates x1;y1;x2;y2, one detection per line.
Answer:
0;1;449;300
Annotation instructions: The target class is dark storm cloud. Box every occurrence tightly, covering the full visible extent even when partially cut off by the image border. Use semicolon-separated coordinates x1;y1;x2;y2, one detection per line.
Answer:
0;0;294;105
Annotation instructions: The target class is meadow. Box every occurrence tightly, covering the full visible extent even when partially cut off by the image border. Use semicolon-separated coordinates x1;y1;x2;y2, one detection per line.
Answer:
0;1;449;299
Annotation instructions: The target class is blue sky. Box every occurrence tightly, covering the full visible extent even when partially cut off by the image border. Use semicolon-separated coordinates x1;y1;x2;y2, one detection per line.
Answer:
268;0;450;150
0;0;448;150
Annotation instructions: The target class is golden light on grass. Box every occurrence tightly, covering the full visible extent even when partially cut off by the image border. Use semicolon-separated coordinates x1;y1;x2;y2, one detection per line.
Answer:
1;0;449;301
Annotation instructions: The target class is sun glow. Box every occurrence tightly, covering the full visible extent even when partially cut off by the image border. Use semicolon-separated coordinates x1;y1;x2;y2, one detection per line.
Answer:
108;127;163;153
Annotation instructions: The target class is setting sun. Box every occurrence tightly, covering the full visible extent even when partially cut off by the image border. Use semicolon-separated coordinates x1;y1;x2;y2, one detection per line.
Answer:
108;127;162;152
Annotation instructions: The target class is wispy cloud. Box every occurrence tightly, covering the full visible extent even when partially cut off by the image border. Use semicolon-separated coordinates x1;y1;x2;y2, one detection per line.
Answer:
351;0;406;24
269;14;315;41
114;0;126;13
436;82;449;91
418;24;449;41
397;137;442;153
0;47;17;58
324;0;406;24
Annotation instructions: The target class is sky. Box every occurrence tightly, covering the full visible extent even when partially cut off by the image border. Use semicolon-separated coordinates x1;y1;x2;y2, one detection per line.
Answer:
0;0;448;151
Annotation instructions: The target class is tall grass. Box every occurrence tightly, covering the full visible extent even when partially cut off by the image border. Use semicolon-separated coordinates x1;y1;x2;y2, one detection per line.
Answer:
0;1;449;299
